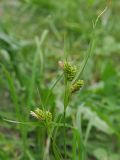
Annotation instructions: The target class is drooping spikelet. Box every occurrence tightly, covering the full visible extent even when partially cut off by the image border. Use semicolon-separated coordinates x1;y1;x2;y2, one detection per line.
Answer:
71;80;84;93
30;108;52;122
64;62;77;81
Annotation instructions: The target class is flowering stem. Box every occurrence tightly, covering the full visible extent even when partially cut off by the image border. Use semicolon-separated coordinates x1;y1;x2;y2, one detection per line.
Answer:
63;79;70;159
63;107;66;159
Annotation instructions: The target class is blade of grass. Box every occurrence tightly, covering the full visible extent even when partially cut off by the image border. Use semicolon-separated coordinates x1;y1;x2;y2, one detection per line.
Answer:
26;150;35;160
36;31;49;158
1;63;28;159
36;30;48;75
1;64;20;120
76;130;86;160
44;73;63;107
84;121;92;146
27;30;48;114
73;2;109;82
72;129;77;160
52;140;63;160
26;42;39;114
26;31;48;159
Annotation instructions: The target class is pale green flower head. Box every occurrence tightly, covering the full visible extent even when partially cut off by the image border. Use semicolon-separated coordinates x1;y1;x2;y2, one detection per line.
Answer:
30;108;52;122
64;62;77;81
71;80;84;93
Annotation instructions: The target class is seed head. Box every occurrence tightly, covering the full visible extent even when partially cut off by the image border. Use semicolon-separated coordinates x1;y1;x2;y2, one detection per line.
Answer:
71;80;84;93
45;111;52;122
30;108;52;122
64;62;77;81
35;108;46;121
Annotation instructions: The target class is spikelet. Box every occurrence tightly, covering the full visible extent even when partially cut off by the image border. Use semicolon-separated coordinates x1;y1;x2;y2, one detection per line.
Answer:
64;62;77;81
45;111;52;122
71;80;84;93
35;108;46;121
30;111;39;119
30;108;52;122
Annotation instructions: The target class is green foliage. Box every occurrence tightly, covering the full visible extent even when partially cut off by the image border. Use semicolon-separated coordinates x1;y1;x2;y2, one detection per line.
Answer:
0;0;120;159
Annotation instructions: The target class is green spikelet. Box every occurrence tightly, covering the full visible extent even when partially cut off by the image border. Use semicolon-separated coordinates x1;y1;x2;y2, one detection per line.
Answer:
71;80;84;93
64;62;77;81
35;108;46;121
45;111;52;122
30;108;52;122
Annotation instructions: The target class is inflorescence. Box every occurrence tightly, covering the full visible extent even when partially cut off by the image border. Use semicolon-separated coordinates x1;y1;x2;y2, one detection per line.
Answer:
30;61;84;122
59;61;84;93
30;108;52;122
64;62;77;81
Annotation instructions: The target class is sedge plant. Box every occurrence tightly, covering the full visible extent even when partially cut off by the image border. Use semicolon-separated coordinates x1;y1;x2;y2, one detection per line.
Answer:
1;1;110;159
30;2;109;159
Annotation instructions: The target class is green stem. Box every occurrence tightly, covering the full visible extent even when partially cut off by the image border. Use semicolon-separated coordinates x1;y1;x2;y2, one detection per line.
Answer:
63;108;66;159
46;123;63;159
63;79;69;159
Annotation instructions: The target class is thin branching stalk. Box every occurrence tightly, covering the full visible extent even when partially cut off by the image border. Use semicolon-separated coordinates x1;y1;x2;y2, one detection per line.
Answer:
63;78;71;159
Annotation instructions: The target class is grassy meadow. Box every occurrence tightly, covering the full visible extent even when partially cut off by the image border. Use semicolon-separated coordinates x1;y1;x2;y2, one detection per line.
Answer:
0;0;120;159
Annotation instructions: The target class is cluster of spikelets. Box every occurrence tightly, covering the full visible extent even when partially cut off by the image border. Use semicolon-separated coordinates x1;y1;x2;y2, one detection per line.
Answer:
64;62;77;81
31;61;84;121
71;79;84;93
30;108;52;122
59;61;84;93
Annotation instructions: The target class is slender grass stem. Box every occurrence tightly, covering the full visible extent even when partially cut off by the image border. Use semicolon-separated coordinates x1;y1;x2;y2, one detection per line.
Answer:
46;123;63;160
1;64;28;159
63;79;69;159
63;108;66;159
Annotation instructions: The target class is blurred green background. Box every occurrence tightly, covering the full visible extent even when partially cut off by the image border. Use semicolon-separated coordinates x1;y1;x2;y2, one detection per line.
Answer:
0;0;120;159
